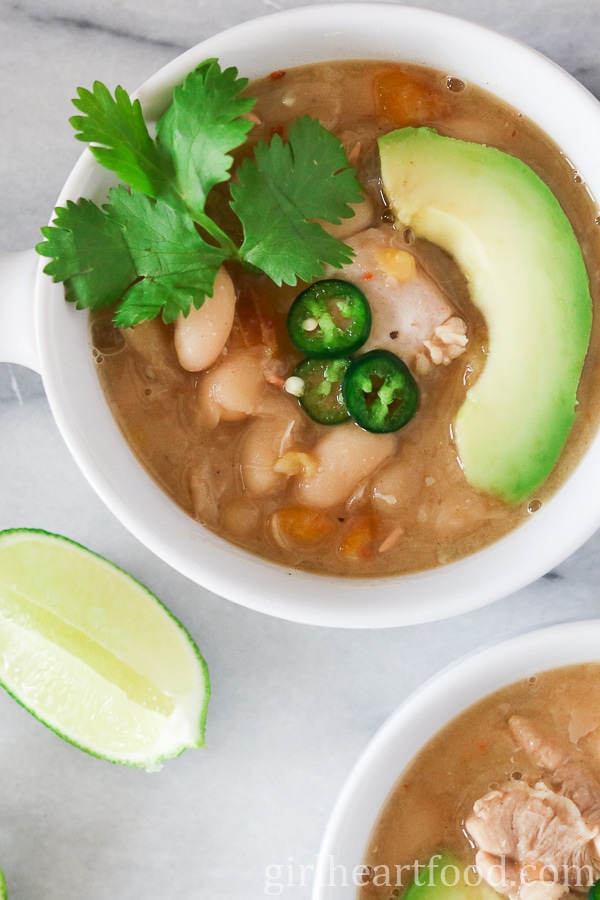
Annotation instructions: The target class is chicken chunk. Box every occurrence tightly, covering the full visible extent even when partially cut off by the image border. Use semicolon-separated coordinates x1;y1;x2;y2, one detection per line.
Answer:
328;227;468;375
467;782;599;882
465;717;600;900
509;717;600;830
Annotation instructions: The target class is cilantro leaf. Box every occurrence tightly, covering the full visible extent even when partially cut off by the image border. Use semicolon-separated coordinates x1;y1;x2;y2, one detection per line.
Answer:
230;116;363;285
105;186;226;280
104;186;227;324
157;60;256;219
36;199;136;310
115;270;219;328
36;188;226;324
70;81;177;203
38;65;366;328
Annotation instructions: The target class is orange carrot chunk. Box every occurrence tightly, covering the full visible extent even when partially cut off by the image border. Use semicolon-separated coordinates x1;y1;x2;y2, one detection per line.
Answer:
272;506;337;547
375;68;445;127
339;514;378;559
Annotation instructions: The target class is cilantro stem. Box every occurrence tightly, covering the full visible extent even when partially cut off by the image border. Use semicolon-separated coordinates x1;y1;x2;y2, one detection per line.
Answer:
194;212;241;260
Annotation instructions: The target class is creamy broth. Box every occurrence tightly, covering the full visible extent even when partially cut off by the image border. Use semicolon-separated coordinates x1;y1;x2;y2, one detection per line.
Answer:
359;663;600;900
91;60;600;577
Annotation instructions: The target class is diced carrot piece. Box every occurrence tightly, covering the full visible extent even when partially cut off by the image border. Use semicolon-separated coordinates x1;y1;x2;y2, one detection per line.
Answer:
375;68;445;127
272;506;336;546
339;514;378;559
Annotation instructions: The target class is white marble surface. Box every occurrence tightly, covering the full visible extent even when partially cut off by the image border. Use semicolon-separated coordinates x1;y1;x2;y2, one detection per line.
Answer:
2;1;600;898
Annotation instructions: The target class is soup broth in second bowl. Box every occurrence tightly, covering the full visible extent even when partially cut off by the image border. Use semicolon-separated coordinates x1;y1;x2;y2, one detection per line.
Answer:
359;662;600;900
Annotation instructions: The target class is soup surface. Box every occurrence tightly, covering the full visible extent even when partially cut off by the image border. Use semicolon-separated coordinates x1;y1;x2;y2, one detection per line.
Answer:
360;662;600;900
91;60;600;577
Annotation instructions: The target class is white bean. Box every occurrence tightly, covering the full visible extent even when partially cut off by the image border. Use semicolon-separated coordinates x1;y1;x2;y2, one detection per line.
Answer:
196;348;268;429
238;412;299;497
174;266;236;372
220;497;261;538
295;423;395;509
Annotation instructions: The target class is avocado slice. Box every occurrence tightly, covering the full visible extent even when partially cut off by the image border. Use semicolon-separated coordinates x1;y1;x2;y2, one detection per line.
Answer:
401;851;499;900
378;127;592;504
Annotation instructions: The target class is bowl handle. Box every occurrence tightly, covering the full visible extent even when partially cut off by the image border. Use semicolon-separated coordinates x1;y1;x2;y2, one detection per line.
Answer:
0;249;41;374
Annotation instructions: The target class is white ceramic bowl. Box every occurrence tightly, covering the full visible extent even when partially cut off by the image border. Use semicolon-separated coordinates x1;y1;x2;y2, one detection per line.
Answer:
2;5;600;627
313;618;600;898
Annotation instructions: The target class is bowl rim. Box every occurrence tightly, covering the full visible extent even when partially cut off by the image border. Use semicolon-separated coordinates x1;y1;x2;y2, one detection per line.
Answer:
33;3;600;628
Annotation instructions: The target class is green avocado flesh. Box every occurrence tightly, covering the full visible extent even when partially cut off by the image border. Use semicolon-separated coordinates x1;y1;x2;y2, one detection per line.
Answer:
378;127;593;504
401;852;499;900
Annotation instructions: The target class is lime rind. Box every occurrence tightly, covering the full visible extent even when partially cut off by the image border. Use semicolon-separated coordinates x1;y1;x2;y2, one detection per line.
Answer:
0;528;210;769
0;866;6;899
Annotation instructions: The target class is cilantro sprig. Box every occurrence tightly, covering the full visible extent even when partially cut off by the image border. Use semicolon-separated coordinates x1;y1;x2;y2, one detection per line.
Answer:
36;59;363;326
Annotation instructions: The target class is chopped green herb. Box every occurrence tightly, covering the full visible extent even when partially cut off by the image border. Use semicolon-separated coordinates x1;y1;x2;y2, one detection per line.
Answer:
38;198;137;311
105;186;227;326
36;59;363;327
70;80;178;205
157;59;255;220
231;116;362;285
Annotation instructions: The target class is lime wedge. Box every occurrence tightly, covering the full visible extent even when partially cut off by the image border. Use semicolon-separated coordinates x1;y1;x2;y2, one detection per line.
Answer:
0;866;6;899
0;529;209;769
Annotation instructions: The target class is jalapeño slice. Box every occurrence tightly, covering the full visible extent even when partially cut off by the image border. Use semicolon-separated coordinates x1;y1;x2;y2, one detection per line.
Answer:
294;357;351;425
287;279;371;358
343;350;419;433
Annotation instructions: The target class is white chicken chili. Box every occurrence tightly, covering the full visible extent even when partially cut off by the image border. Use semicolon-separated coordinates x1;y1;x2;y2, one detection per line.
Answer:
90;59;600;577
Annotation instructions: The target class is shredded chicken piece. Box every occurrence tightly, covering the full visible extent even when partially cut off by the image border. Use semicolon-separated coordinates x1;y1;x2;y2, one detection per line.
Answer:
520;882;571;900
346;140;362;165
468;782;599;880
420;316;469;374
276;80;342;130
327;227;469;374
378;525;404;554
465;717;600;900
510;717;600;829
